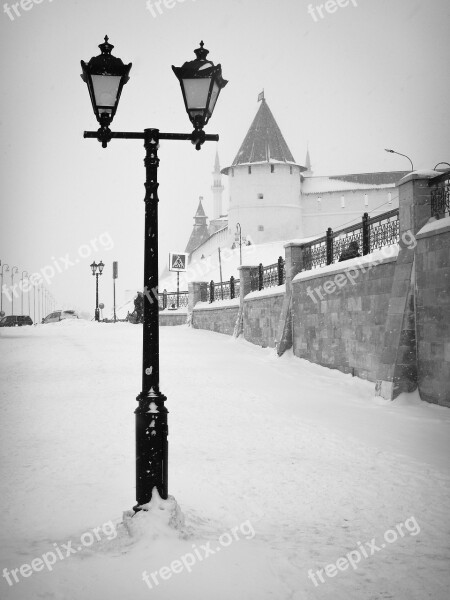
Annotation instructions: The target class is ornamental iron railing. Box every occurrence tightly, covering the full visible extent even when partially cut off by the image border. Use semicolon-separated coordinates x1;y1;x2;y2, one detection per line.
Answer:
206;277;240;303
300;209;399;272
250;256;286;292
158;290;189;309
430;170;450;218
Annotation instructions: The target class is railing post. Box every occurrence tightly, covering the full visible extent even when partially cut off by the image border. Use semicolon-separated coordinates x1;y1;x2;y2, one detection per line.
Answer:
163;289;167;310
258;263;263;291
209;280;214;304
362;212;370;255
326;228;333;265
230;276;235;299
277;256;284;285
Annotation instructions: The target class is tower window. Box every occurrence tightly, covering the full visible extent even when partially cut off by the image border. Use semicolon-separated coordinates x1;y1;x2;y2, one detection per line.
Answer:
290;166;293;174
258;225;264;232
270;164;275;173
341;195;345;208
317;197;322;210
231;168;234;177
388;192;392;204
257;193;264;199
248;166;252;174
364;194;369;207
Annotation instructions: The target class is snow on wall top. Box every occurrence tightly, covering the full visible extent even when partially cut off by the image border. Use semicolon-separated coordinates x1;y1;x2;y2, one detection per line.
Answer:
293;244;399;283
416;216;450;237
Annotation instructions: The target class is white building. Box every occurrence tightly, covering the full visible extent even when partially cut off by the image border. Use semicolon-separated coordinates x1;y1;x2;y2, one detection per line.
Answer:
185;94;406;265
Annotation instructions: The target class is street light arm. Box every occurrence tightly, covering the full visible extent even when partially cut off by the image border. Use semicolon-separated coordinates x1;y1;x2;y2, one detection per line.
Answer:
384;148;414;172
83;130;219;146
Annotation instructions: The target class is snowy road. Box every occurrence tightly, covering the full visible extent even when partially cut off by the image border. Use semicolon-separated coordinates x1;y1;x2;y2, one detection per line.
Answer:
0;321;449;600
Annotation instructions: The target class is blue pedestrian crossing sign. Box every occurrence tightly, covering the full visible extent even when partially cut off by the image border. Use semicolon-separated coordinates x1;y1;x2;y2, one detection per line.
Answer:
169;252;187;272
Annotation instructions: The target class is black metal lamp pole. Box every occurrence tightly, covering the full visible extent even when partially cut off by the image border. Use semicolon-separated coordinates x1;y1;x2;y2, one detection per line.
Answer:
95;273;99;321
81;38;227;510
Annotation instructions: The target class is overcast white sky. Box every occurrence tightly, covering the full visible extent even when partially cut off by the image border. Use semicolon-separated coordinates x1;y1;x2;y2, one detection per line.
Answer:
0;0;449;316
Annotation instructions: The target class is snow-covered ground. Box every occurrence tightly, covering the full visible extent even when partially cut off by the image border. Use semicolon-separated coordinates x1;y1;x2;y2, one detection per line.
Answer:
0;321;449;600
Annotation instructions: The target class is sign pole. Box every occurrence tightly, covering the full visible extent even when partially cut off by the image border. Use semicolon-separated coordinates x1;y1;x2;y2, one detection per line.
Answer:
112;261;118;323
168;252;187;309
113;279;116;322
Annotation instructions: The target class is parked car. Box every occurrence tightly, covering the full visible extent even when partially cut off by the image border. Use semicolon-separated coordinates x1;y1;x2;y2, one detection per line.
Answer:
42;310;79;324
0;315;33;327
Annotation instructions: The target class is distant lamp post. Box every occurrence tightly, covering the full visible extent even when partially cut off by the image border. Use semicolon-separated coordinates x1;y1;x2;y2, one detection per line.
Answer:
81;37;227;510
21;271;28;316
1;263;9;315
11;266;18;315
385;148;414;172
90;261;104;321
235;222;243;265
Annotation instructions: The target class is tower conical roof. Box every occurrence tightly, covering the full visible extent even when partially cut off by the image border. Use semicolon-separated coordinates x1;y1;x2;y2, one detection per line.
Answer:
185;197;209;255
214;149;221;172
304;146;313;174
230;98;298;167
195;197;207;218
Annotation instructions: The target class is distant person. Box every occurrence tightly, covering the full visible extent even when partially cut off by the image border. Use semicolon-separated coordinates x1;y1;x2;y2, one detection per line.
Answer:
339;241;361;262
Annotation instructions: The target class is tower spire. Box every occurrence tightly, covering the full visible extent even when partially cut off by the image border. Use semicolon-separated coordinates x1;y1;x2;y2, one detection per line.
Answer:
304;144;313;175
211;148;224;219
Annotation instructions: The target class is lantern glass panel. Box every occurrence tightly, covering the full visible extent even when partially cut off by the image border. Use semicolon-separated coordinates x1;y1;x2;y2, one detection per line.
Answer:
91;75;121;108
182;78;211;110
208;81;220;116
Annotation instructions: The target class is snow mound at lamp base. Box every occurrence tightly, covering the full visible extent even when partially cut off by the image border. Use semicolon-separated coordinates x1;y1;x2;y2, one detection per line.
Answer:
122;487;188;541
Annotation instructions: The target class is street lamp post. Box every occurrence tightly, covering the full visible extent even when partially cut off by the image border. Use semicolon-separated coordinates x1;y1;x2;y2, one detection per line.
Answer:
1;263;9;315
11;267;18;315
81;37;227;509
235;222;242;266
90;261;104;321
385;148;414;172
21;271;28;316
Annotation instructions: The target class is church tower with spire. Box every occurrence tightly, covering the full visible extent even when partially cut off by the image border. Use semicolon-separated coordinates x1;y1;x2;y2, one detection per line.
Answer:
222;94;307;244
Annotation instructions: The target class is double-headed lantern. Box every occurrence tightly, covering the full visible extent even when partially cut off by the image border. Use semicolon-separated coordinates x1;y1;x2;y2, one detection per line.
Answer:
90;261;104;276
81;37;227;150
81;36;132;146
172;41;228;149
